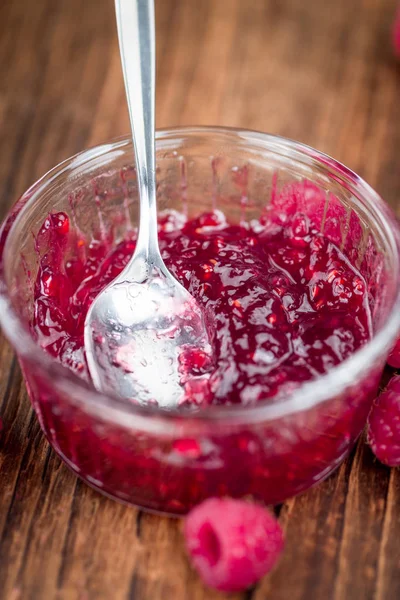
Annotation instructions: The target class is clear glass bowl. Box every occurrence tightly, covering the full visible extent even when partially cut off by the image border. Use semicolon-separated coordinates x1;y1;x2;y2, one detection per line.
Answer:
1;127;400;515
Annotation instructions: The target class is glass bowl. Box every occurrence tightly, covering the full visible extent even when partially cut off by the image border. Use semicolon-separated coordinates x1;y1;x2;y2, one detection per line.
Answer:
1;127;400;515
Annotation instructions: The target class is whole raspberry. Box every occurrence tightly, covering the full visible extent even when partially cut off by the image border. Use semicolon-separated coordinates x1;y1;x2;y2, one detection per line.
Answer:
367;376;400;466
184;498;284;592
394;7;400;59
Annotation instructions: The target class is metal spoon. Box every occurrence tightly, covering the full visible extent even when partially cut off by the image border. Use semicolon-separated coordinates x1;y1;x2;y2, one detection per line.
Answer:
84;0;211;408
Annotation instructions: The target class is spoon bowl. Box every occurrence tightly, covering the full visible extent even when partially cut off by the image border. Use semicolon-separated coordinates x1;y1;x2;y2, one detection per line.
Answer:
84;261;212;407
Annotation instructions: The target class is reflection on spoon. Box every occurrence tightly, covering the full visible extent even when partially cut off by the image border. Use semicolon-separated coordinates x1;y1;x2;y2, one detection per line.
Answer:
85;268;212;407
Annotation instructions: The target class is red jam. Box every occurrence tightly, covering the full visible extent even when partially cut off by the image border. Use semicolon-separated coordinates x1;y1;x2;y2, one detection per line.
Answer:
31;207;370;407
24;180;378;513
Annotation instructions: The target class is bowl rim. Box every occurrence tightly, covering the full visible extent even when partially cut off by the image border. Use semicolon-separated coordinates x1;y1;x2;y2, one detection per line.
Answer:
1;125;400;431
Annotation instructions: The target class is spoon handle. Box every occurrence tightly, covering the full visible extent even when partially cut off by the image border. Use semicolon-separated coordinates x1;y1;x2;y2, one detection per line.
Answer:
115;0;161;272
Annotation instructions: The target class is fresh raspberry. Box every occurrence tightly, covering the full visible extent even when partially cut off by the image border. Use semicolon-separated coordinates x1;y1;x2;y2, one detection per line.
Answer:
367;376;400;466
387;338;400;368
184;498;284;592
393;8;400;59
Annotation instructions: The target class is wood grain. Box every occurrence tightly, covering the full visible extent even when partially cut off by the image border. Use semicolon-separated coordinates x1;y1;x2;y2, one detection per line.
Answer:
1;0;400;598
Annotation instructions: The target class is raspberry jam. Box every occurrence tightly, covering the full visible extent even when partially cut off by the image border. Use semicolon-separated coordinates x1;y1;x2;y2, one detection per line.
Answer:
22;180;379;513
32;208;370;408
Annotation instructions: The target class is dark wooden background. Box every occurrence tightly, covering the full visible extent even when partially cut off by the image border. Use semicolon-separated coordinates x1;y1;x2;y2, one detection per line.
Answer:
1;0;400;598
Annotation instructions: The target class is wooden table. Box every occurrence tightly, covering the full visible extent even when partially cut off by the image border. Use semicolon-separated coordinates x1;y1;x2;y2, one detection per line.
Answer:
1;0;400;598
